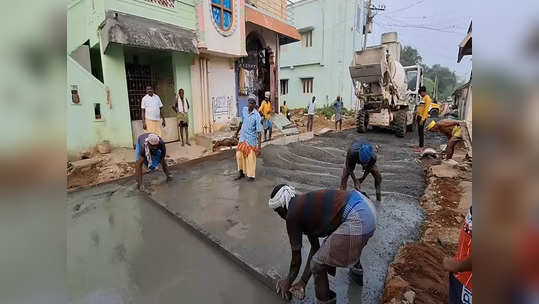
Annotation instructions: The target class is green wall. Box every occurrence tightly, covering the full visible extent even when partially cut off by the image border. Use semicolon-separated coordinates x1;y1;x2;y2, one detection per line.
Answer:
67;0;197;155
279;0;364;110
172;53;195;135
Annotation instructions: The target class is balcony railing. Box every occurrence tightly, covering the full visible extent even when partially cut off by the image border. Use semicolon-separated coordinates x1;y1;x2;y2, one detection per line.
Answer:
246;0;295;25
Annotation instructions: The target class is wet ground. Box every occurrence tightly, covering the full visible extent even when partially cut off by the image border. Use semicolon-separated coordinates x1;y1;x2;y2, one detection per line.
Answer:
145;129;427;304
68;183;281;304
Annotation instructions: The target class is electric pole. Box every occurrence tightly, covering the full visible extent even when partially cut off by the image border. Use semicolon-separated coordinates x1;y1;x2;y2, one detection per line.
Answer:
363;1;385;50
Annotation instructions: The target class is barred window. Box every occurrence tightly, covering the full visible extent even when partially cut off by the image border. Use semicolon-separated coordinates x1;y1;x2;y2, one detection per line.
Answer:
145;0;175;8
280;79;288;95
302;78;313;94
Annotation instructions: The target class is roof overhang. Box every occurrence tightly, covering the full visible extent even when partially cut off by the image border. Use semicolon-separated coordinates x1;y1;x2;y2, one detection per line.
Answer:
100;11;198;54
457;22;472;63
245;5;301;46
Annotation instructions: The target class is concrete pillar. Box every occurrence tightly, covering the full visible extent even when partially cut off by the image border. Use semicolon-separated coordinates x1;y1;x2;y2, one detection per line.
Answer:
100;43;133;147
172;52;195;136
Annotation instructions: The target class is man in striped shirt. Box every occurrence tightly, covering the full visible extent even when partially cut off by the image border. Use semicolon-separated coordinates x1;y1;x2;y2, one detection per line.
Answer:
269;185;376;303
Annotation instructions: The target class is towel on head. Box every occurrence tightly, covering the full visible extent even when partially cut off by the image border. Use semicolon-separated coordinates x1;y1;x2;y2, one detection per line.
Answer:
144;133;161;167
268;185;296;210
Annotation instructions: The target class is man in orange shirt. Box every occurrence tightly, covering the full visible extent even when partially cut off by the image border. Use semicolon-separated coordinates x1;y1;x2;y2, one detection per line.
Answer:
415;86;432;150
444;207;472;304
259;91;273;142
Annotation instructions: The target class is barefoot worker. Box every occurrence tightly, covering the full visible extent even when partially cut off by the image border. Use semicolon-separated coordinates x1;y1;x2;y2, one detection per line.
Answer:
340;139;382;202
135;133;172;190
234;95;262;181
270;185;376;303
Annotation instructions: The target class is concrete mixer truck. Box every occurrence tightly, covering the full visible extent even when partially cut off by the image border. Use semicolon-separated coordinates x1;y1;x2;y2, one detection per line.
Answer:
349;32;423;137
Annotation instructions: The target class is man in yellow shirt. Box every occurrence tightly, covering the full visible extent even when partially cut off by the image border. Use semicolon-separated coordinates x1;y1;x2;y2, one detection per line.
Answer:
427;119;463;160
415;86;432;149
281;101;290;121
259;91;273;142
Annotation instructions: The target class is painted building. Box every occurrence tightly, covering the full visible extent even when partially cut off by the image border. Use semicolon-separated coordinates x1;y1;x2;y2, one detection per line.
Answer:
279;0;366;110
456;22;472;123
67;0;199;158
191;0;300;135
67;0;299;157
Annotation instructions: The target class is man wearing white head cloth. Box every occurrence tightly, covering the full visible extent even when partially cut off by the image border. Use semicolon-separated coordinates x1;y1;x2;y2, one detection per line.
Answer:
135;133;171;190
269;184;377;303
234;95;262;181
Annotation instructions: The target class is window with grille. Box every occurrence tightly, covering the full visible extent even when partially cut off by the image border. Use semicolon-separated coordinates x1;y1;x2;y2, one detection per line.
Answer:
211;0;234;31
301;30;312;48
145;0;175;8
302;78;313;94
280;79;288;95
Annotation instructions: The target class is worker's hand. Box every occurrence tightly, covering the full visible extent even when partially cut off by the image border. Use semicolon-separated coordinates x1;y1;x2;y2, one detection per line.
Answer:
137;184;144;192
276;278;291;301
289;280;306;300
162;119;166;127
443;257;460;273
142;121;147;130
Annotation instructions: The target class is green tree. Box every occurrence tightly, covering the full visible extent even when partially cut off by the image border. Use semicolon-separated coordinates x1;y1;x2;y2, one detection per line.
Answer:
400;45;423;66
423;77;435;96
423;64;457;100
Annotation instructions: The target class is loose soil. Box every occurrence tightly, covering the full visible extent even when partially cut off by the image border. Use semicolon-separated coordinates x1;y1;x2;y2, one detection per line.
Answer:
381;144;472;304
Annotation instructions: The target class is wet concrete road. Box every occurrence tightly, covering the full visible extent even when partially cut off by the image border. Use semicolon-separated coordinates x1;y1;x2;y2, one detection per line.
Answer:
147;129;427;304
68;183;281;304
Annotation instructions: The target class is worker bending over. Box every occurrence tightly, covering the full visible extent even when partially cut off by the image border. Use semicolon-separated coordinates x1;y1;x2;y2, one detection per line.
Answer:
427;119;463;160
135;133;171;190
269;185;376;304
340;139;382;201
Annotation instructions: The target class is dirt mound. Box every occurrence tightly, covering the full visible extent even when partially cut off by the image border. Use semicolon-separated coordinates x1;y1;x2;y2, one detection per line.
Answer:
67;157;135;190
382;242;448;304
381;145;472;304
288;109;355;133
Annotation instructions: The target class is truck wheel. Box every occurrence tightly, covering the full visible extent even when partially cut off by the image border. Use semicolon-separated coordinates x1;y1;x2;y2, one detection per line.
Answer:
356;111;368;133
392;111;407;138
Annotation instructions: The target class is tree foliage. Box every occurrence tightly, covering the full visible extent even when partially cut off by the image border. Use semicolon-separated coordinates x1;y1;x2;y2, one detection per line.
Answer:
400;45;458;100
401;45;423;66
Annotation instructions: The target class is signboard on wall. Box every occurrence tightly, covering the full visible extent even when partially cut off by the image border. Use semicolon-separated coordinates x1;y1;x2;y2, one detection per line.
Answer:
212;95;233;123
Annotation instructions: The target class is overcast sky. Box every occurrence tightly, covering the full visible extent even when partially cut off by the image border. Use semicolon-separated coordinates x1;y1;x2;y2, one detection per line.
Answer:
368;0;472;80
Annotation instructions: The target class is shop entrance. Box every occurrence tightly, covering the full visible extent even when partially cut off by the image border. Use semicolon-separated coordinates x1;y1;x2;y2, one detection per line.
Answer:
236;33;271;113
124;48;177;144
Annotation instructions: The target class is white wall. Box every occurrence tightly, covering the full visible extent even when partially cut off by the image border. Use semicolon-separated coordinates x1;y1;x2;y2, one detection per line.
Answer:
200;0;246;57
208;56;237;130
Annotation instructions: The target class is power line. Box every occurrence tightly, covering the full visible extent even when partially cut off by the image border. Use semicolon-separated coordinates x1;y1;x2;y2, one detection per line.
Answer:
386;0;425;13
374;20;462;34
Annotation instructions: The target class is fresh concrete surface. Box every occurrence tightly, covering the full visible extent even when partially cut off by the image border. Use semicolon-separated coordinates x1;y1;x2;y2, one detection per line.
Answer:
145;129;429;304
68;183;281;304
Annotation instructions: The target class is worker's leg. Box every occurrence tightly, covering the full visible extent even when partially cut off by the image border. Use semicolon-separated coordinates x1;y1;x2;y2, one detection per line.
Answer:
339;120;342;131
311;261;335;303
417;117;424;148
183;123;190;145
268;125;272;140
335;120;338;131
179;125;185;146
160;158;172;180
371;164;382;201
245;150;257;179
235;151;245;179
445;137;460;160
